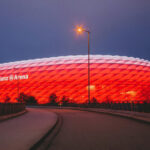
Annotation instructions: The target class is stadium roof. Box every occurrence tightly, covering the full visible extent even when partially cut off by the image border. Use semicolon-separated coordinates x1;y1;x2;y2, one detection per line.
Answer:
0;55;150;70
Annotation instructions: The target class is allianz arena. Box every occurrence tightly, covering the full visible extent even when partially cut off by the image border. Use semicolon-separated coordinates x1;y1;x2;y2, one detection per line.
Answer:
0;55;150;104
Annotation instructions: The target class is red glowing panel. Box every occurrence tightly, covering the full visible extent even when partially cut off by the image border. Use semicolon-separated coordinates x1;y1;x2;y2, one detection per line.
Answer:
0;55;150;104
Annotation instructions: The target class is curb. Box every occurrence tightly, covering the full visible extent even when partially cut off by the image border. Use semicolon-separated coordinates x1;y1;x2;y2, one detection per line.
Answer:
30;112;63;150
0;110;27;122
86;109;150;125
66;107;150;125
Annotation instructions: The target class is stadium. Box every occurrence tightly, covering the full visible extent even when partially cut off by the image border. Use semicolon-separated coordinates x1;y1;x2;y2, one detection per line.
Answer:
0;55;150;104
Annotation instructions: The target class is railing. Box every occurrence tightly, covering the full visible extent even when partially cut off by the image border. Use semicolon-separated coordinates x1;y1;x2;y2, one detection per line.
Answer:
88;102;150;113
0;103;25;116
68;102;150;113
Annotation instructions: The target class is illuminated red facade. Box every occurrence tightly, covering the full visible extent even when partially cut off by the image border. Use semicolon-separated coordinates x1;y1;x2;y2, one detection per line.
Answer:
0;55;150;104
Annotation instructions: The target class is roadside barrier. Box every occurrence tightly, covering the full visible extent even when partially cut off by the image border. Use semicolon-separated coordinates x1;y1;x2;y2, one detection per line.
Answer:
0;103;25;116
70;102;150;113
85;102;150;113
99;103;150;112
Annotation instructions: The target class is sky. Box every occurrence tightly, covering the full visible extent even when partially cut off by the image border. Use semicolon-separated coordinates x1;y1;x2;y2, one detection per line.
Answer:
0;0;150;63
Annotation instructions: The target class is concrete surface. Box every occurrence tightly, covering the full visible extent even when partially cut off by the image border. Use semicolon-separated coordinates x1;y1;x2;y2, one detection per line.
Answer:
0;108;57;150
0;110;27;122
83;108;150;124
48;109;150;150
65;107;150;124
92;108;150;123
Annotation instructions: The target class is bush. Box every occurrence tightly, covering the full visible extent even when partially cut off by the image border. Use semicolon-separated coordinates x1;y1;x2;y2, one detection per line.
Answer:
49;93;58;106
18;92;37;105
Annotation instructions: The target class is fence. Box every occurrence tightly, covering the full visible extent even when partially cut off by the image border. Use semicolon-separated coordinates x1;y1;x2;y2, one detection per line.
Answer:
73;102;150;113
89;102;150;113
0;103;25;116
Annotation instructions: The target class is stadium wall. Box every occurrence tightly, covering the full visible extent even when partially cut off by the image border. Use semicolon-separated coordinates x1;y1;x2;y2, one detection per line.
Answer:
0;55;150;104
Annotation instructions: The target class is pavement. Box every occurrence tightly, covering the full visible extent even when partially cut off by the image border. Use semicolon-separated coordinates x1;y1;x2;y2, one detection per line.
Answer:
0;108;58;150
0;110;27;122
67;107;150;124
55;106;150;125
48;109;150;150
0;106;150;150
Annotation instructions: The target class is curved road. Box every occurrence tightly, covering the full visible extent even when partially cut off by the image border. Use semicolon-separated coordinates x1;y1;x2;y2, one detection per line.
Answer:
48;109;150;150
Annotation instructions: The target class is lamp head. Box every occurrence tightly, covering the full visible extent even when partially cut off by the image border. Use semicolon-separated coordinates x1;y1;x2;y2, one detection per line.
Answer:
77;27;83;32
76;26;84;34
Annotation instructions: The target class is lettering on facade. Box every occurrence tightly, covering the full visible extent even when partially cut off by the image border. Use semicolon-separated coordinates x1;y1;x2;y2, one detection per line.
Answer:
0;74;29;82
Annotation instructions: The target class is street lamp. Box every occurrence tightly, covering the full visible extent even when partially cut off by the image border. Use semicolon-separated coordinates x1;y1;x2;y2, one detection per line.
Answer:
13;66;20;102
76;26;91;105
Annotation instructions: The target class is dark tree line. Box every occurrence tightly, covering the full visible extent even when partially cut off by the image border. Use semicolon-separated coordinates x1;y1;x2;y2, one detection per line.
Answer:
48;93;99;107
3;91;150;112
3;93;37;105
48;93;70;106
49;93;58;106
18;93;37;105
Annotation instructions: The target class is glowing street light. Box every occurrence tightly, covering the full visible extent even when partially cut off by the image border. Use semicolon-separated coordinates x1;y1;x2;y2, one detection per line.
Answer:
76;27;83;33
75;25;91;105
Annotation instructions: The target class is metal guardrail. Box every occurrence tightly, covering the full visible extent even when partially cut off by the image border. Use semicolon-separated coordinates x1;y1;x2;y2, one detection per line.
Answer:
0;103;25;116
67;102;150;113
88;103;150;113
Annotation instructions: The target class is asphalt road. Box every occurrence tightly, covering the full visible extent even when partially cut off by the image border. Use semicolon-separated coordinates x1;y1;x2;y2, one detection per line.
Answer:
48;109;150;150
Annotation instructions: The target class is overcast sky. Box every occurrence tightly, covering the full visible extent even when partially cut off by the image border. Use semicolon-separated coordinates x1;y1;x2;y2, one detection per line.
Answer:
0;0;150;63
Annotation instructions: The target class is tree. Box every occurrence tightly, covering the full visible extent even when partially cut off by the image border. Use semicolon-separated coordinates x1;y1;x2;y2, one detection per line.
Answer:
49;93;58;105
61;96;69;106
26;96;37;105
18;92;37;105
4;96;10;103
18;93;28;103
91;97;98;103
90;97;99;107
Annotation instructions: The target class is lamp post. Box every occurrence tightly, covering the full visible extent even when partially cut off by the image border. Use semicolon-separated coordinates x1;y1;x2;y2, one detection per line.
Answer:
13;66;20;102
76;26;91;105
